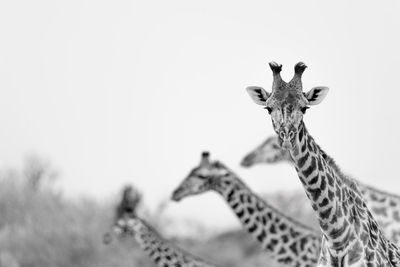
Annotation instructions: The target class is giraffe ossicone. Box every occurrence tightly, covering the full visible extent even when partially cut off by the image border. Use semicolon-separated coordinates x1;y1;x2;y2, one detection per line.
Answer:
246;62;329;151
247;62;400;267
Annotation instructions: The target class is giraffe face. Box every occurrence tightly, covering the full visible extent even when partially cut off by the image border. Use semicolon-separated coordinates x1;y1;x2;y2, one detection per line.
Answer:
247;62;329;151
241;136;292;167
171;152;228;201
113;184;143;235
266;94;307;150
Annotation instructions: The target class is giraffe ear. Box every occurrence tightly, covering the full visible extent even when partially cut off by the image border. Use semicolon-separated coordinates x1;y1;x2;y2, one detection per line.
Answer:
246;86;271;106
214;161;224;168
304;86;329;105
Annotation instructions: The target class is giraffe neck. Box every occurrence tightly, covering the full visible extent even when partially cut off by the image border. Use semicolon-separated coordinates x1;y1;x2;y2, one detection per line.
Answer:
315;151;400;247
289;121;400;266
211;172;321;267
128;218;217;267
283;135;400;247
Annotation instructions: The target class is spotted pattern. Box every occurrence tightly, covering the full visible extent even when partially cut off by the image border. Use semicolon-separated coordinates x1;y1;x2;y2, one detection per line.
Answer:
291;121;400;267
318;150;400;248
243;135;400;247
212;173;322;267
114;187;219;267
123;218;218;267
174;161;323;267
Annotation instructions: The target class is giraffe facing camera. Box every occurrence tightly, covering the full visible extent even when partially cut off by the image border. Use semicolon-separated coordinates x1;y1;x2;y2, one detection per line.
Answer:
114;185;142;232
103;184;143;245
246;62;400;267
246;62;329;151
116;185;142;218
105;184;219;266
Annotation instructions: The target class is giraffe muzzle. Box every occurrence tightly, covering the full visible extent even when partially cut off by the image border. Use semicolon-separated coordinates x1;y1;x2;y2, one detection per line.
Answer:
281;140;292;150
171;189;183;202
240;154;256;167
279;130;295;150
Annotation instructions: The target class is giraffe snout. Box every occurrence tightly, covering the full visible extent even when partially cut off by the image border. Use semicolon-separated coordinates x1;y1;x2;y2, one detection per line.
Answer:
171;188;184;202
279;129;295;150
240;153;256;167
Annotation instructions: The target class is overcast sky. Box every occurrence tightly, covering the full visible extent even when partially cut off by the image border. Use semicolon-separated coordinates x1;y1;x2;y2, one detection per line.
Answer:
0;0;400;230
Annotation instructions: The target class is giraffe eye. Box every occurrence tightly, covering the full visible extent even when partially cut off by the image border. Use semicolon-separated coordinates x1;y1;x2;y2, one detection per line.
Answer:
265;107;273;114
301;106;309;114
197;175;207;180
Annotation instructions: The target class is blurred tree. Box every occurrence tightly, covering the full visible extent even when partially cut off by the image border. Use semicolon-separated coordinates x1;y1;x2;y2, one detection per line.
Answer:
0;251;20;267
23;155;59;191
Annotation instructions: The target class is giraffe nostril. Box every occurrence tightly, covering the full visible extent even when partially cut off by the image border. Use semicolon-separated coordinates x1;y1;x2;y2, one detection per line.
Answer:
289;131;294;139
279;131;285;139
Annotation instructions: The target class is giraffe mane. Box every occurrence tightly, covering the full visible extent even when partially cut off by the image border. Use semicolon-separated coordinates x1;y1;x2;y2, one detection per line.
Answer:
360;183;400;200
300;124;361;194
316;145;361;194
317;146;400;200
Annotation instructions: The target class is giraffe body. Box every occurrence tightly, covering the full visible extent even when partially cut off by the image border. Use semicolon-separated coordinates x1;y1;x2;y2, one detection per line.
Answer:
115;218;218;267
172;152;321;267
241;135;400;245
246;62;400;267
108;185;219;267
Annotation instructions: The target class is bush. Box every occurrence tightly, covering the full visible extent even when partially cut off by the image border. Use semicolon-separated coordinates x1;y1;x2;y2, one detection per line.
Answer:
0;159;317;267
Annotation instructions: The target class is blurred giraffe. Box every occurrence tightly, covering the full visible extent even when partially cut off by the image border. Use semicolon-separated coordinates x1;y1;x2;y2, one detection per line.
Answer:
172;152;321;267
104;185;219;267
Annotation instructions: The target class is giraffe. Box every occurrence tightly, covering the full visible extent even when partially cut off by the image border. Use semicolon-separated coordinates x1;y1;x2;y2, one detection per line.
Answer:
241;136;292;166
246;62;400;267
172;151;321;267
104;185;219;267
241;135;400;245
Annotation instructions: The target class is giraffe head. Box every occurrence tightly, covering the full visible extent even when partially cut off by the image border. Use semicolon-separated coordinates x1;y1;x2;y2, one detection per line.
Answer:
104;185;143;244
241;136;291;167
116;185;142;219
171;151;229;202
246;62;329;151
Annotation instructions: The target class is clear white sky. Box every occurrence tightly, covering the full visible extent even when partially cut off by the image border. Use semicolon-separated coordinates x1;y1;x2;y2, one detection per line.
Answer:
0;0;400;230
